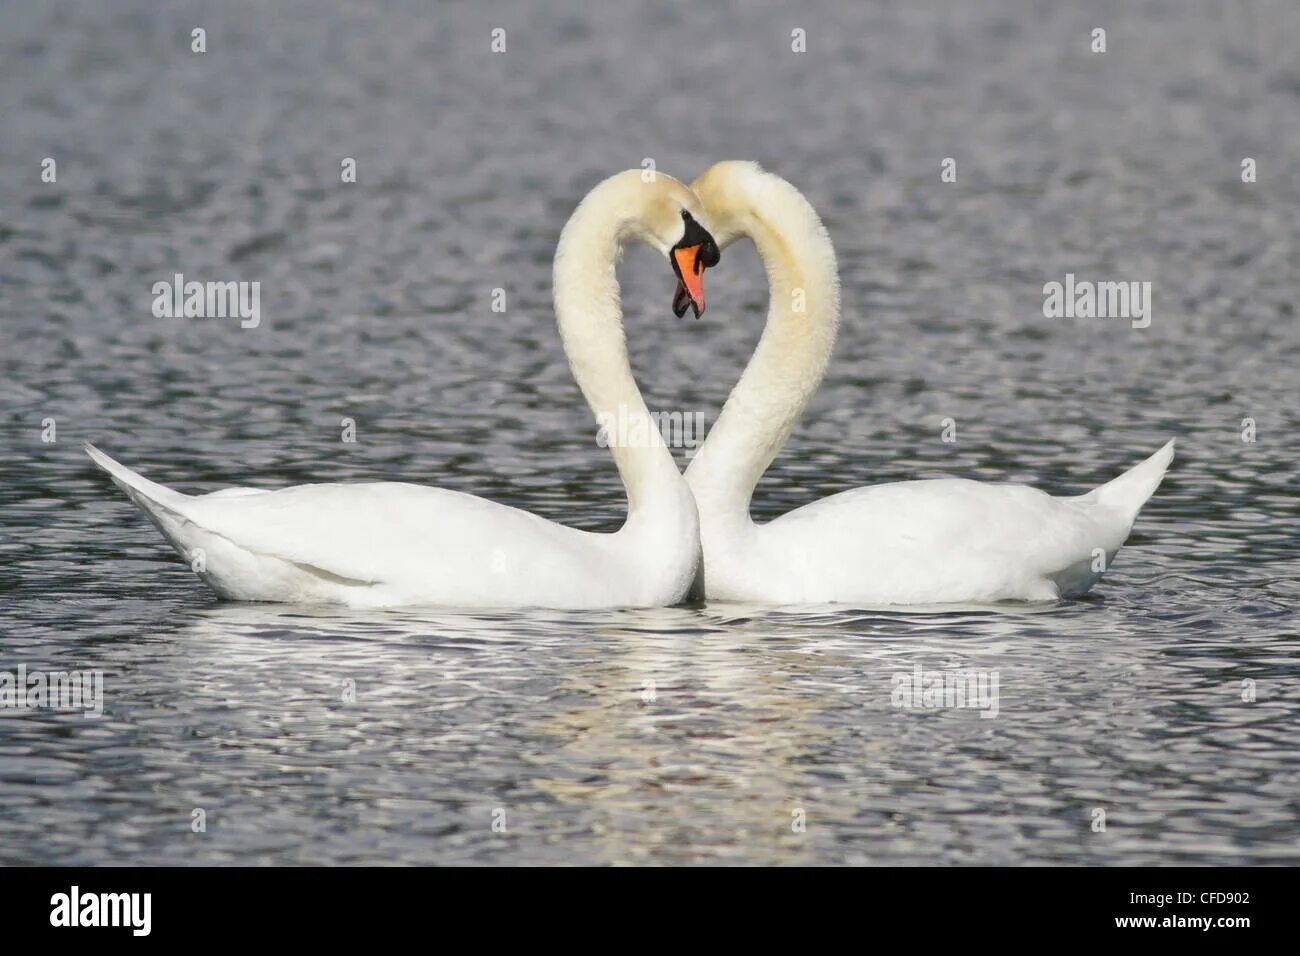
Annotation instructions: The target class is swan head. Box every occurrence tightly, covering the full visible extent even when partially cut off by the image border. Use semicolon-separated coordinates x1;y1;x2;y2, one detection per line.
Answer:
639;176;721;320
613;171;721;319
559;170;721;318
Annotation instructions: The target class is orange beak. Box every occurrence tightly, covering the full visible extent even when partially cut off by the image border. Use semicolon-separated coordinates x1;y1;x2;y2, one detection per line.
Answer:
671;245;707;319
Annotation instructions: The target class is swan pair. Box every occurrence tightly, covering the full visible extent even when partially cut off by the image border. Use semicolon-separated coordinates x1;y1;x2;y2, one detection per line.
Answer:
87;162;1173;609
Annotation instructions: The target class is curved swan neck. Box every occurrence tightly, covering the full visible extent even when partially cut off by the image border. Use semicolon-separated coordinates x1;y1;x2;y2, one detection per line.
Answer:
553;175;685;514
686;170;840;524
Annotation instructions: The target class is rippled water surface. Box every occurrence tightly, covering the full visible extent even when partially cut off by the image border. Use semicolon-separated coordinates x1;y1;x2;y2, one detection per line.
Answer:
2;0;1298;865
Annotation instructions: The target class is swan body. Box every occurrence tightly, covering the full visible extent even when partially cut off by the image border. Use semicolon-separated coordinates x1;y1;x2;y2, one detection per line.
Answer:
87;170;719;609
686;161;1173;605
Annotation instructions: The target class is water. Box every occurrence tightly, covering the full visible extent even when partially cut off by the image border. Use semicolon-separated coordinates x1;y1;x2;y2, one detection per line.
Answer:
1;0;1298;865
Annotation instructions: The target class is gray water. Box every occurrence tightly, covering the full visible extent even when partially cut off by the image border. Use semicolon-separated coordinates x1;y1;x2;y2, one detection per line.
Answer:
2;0;1298;865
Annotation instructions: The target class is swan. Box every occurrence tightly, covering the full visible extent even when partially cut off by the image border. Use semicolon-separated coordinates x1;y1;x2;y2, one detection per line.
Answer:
86;169;722;609
684;161;1174;604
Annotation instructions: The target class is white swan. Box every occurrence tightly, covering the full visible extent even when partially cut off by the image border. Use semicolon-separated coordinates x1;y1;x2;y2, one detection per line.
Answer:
86;169;722;609
685;161;1173;605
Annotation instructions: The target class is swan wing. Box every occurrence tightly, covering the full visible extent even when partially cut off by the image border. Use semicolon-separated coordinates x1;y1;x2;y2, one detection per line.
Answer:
761;480;1095;600
85;444;613;606
184;481;586;582
749;442;1173;604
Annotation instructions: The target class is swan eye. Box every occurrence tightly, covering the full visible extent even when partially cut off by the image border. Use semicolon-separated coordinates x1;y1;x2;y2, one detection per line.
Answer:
673;212;716;256
697;238;720;268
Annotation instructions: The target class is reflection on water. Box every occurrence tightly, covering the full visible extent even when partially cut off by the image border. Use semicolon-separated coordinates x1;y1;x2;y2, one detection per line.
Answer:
2;0;1299;864
3;587;1297;865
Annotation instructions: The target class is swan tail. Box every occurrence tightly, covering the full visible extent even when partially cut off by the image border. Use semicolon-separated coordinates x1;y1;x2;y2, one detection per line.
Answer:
84;443;192;525
84;443;363;601
1080;439;1175;524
